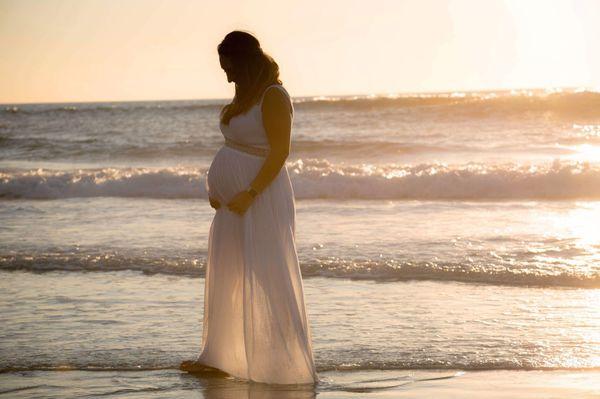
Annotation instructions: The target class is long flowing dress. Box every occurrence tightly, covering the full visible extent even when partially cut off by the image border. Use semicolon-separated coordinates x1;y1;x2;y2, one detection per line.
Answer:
196;84;318;385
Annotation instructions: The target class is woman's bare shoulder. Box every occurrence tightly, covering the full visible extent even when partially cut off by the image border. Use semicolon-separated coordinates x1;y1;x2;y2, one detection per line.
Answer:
262;85;293;115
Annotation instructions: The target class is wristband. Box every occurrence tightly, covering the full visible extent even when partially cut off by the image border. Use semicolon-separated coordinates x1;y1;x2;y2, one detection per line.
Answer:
246;186;259;198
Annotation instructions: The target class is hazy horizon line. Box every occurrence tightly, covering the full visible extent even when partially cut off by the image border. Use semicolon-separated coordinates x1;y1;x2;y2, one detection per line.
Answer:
1;85;593;107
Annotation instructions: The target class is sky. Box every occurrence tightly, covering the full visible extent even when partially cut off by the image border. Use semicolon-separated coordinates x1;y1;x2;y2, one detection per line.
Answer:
1;0;599;104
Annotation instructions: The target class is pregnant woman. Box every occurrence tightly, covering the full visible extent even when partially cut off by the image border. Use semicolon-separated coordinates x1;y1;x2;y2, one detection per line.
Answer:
180;31;318;385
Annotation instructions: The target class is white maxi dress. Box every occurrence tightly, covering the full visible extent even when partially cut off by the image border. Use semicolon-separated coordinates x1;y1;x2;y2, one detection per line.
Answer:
197;84;318;385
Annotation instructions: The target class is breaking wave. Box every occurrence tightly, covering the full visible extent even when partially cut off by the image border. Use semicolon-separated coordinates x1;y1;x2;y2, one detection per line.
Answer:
2;159;600;200
2;250;598;288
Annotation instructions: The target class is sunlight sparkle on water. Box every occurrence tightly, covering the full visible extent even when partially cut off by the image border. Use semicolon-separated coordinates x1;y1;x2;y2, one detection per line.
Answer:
563;144;600;163
542;202;600;272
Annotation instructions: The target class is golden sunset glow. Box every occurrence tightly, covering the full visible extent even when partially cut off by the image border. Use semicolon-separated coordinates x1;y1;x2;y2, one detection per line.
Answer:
566;144;600;163
1;0;599;103
2;1;600;398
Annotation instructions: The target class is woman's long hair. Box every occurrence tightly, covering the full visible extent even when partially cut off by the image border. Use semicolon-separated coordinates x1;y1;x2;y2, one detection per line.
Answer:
218;31;282;125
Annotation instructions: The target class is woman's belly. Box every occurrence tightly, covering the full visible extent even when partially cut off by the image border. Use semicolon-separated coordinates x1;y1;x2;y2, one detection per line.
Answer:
206;146;263;204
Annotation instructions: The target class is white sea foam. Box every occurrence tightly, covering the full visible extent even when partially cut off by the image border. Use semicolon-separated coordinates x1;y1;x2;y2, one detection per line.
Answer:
1;159;599;200
1;250;597;287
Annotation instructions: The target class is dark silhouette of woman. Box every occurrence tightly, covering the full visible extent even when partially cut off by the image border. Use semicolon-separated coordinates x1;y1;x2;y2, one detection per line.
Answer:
180;30;318;385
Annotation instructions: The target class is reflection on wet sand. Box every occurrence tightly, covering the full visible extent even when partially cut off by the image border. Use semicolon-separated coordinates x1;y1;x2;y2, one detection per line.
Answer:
182;368;317;399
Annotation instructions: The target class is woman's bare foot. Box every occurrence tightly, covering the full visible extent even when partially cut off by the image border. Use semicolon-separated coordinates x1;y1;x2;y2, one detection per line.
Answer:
179;360;228;376
180;360;206;372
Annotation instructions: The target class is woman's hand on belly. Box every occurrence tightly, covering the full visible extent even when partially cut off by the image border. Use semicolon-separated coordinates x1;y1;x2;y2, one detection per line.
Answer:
209;196;221;210
226;190;255;216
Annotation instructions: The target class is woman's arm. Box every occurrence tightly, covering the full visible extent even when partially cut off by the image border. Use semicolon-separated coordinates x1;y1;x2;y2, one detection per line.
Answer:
226;87;292;215
249;87;292;192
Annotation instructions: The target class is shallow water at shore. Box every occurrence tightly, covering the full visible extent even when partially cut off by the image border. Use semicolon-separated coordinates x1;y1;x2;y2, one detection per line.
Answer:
1;271;598;373
2;199;599;287
2;89;600;396
2;367;599;398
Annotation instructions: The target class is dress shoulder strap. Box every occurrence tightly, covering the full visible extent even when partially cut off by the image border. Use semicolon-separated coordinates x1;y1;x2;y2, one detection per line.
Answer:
260;84;294;116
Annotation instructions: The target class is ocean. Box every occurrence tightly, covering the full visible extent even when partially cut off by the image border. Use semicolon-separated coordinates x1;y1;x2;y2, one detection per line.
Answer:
1;88;599;397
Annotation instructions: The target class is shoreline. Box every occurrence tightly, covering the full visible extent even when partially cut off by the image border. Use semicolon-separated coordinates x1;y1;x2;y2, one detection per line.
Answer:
1;369;598;398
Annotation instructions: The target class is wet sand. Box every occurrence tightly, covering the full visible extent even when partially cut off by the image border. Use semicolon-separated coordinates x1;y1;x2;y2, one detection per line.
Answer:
1;369;599;398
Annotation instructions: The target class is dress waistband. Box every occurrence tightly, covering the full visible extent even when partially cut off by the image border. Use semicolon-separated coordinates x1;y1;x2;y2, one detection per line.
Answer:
224;137;270;157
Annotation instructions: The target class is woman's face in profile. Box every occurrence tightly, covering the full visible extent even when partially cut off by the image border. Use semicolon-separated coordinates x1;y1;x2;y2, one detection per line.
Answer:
219;54;235;83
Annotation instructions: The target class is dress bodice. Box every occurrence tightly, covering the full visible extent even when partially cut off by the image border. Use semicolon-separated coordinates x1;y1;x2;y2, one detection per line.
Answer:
219;84;293;150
